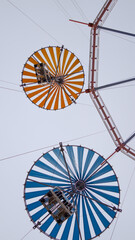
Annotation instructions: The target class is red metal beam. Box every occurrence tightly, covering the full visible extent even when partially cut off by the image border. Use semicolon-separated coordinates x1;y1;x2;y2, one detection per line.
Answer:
88;0;135;160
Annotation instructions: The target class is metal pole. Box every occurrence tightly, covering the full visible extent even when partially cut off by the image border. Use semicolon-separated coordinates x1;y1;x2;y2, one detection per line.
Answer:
59;142;82;240
98;25;135;37
78;192;122;212
95;78;135;91
59;142;74;192
60;85;76;104
123;133;135;145
85;150;117;183
69;19;135;38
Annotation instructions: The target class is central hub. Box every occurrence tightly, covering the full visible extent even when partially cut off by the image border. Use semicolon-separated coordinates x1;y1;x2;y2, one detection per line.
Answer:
75;180;85;191
55;76;64;85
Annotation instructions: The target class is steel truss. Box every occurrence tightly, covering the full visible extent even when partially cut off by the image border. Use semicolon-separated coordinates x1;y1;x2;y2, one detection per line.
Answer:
88;0;135;160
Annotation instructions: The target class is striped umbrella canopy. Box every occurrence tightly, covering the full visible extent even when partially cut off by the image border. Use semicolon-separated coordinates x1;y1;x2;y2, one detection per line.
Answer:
21;46;84;110
24;145;120;240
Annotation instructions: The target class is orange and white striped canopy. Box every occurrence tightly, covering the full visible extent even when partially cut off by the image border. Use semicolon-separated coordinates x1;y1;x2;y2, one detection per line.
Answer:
21;46;84;110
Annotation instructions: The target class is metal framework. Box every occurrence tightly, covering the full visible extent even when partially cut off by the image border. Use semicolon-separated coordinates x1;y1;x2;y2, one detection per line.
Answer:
87;0;135;160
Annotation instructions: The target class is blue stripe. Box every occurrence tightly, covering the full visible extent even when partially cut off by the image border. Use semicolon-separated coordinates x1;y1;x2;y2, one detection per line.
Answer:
82;196;91;239
77;146;84;178
73;195;80;240
84;197;101;236
89;188;119;205
89;175;117;184
52;148;66;166
43;152;69;177
29;170;70;183
25;189;48;200
88;185;119;193
61;216;73;240
40;215;54;232
26;180;71;188
66;146;79;178
84;155;104;181
35;160;69;180
53;148;77;181
86;190;116;219
89;198;110;228
27;200;42;212
31;208;47;222
26;181;45;188
82;150;94;179
88;164;112;182
50;223;61;238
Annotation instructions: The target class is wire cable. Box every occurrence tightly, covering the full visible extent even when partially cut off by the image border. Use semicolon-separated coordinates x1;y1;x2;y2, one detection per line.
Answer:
7;0;62;45
70;0;89;22
77;102;94;107
0;86;23;93
0;79;19;86
54;0;71;19
20;228;33;240
53;0;89;41
0;82;135;94
110;165;135;240
0;129;106;162
0;84;94;107
0;143;58;162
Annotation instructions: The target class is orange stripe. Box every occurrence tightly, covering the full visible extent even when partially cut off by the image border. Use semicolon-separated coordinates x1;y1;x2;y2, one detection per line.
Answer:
54;87;60;110
46;86;58;110
24;84;44;92
63;90;72;106
65;73;84;81
65;80;84;86
64;52;75;75
25;63;35;71
32;87;51;105
62;49;68;73
22;78;37;83
23;71;36;77
38;85;55;108
33;91;48;105
34;51;45;63
27;86;49;98
69;66;83;75
65;83;82;93
28;57;38;65
41;48;55;74
60;87;65;109
63;85;78;99
66;58;80;75
35;51;55;76
56;47;61;74
49;47;57;70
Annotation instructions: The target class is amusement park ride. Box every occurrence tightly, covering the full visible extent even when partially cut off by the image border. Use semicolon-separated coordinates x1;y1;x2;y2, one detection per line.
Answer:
21;0;135;239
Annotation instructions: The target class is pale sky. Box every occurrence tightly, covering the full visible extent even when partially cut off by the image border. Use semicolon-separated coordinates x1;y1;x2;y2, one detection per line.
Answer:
0;0;135;240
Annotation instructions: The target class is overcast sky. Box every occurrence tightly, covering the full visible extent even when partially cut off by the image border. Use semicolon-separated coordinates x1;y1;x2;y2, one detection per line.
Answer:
0;0;135;240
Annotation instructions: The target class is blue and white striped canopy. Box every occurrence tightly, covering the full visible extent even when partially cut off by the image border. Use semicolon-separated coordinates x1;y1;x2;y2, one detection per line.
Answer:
24;145;120;240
